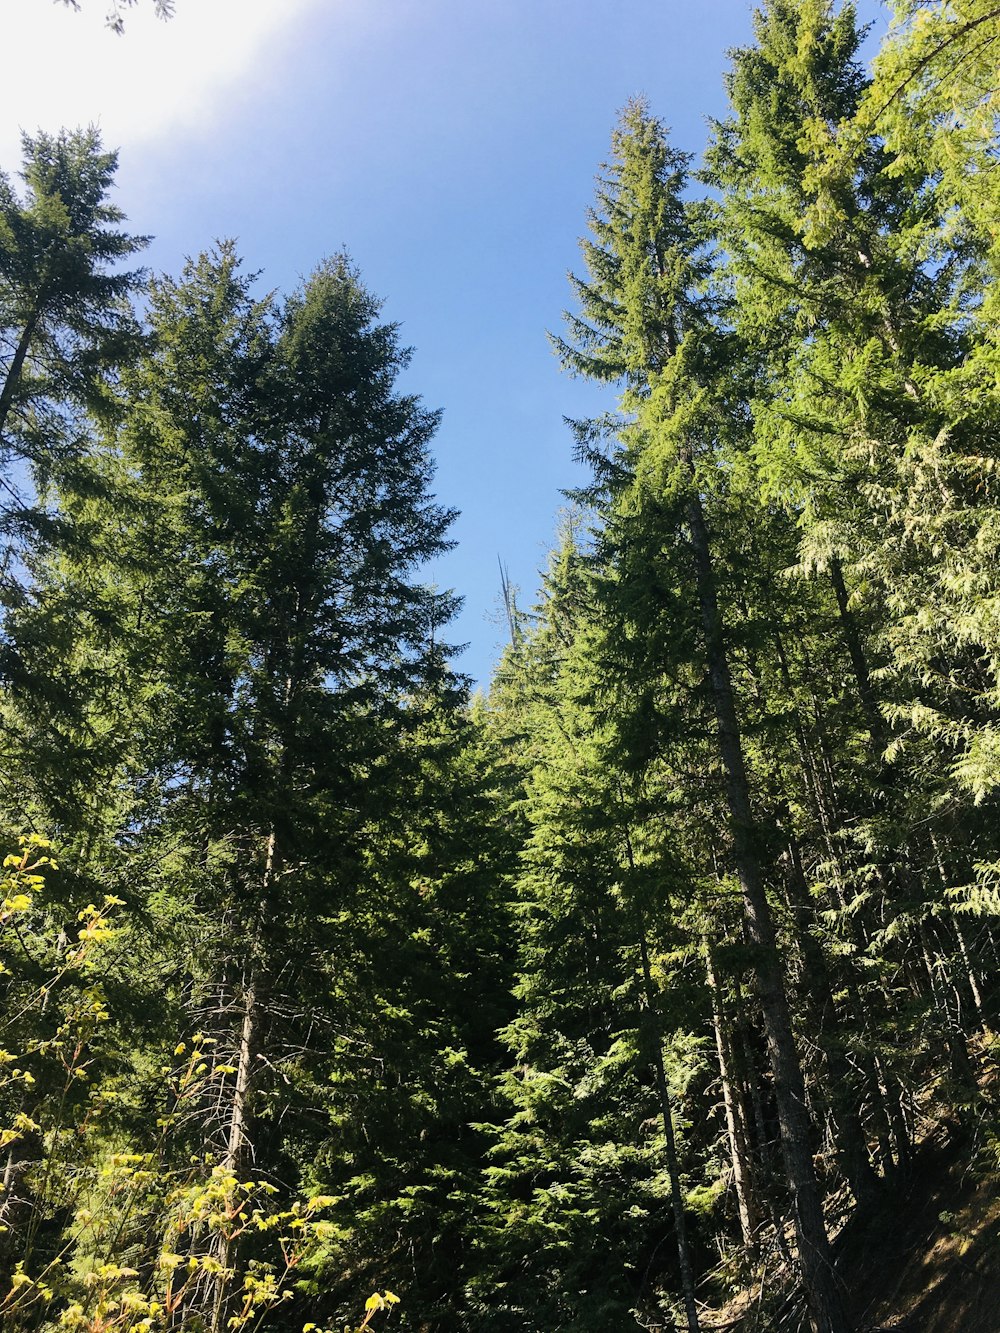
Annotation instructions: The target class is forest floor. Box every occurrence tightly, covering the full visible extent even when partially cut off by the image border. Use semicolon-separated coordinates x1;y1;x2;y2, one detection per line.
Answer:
840;1134;1000;1332
703;1126;1000;1333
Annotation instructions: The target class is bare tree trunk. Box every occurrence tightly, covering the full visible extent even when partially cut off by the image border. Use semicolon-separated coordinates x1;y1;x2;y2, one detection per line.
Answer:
874;1055;911;1173
783;838;878;1208
828;557;884;748
0;310;40;443
639;931;701;1333
953;918;985;1023
621;816;701;1333
706;942;760;1250
223;977;257;1175
209;971;258;1333
0;1131;41;1271
686;488;849;1333
209;828;277;1333
929;832;986;1024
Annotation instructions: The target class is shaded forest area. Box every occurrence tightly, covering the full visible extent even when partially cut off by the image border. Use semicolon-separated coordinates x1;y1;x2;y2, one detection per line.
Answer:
3;2;1000;1331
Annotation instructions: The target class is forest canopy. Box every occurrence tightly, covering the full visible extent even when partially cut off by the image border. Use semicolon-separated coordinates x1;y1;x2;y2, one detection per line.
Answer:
3;4;1000;1333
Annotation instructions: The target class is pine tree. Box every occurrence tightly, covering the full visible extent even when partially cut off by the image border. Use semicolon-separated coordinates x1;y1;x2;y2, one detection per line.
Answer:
706;0;996;1116
555;99;850;1333
0;241;465;1329
0;128;146;578
291;682;519;1328
480;530;709;1333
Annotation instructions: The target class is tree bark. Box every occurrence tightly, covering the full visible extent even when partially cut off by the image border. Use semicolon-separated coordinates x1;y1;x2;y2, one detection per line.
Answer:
638;929;701;1333
685;487;849;1333
621;815;701;1333
0;309;41;445
706;942;761;1250
783;838;878;1208
209;828;277;1333
0;1132;41;1271
828;557;884;749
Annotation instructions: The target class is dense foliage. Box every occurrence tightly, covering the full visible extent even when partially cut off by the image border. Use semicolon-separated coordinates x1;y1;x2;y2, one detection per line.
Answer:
4;5;1000;1332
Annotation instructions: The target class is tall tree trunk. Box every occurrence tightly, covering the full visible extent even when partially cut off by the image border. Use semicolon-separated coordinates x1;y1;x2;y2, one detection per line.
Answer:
783;838;878;1208
209;827;277;1333
0;309;40;444
622;815;701;1333
929;831;986;1024
0;1131;41;1272
686;488;849;1333
828;557;884;749
638;930;701;1333
706;942;760;1250
208;970;258;1333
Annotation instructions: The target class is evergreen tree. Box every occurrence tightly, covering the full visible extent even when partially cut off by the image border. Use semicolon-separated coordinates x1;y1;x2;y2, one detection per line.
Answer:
293;684;518;1328
554;99;849;1333
480;531;709;1333
0;128;146;577
0;240;467;1330
707;0;995;1116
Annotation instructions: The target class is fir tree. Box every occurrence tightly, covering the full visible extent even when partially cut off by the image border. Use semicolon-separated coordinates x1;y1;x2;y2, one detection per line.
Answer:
555;99;850;1333
0;128;146;577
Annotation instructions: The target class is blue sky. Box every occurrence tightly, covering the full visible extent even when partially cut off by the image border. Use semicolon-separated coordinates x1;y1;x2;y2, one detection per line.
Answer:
5;0;888;685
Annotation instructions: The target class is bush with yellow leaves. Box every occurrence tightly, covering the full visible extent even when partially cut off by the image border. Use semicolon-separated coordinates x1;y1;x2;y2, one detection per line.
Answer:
0;838;401;1333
